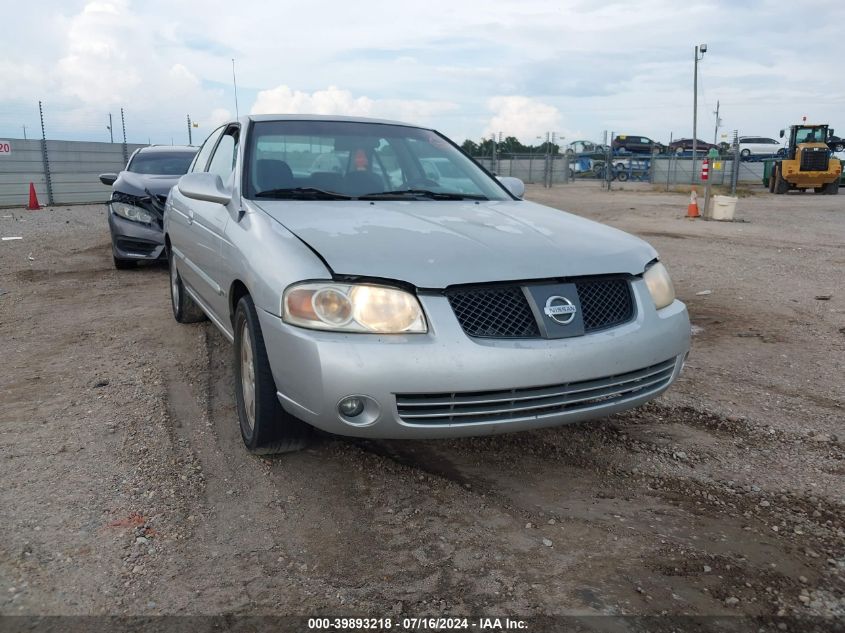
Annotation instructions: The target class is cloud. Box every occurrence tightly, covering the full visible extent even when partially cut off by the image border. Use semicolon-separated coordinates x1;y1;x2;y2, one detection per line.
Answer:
56;0;141;105
251;85;458;126
5;0;233;143
2;0;844;146
483;96;568;143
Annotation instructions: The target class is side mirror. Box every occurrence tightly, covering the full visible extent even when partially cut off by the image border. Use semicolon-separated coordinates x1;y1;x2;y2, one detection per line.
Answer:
498;176;525;199
177;172;232;205
779;129;785;138
99;173;118;186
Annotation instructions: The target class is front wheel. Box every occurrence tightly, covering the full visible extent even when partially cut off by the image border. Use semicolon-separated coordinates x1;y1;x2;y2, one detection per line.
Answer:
773;165;789;194
740;149;751;159
233;295;310;454
823;179;840;195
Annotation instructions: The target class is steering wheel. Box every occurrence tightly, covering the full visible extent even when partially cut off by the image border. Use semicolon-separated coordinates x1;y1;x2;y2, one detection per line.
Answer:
403;177;441;190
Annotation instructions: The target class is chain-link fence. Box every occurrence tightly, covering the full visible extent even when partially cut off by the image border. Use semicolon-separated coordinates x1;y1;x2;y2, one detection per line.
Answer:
472;140;766;191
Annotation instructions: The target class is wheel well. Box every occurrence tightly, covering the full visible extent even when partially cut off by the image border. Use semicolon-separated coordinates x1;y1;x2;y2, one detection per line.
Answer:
230;280;250;325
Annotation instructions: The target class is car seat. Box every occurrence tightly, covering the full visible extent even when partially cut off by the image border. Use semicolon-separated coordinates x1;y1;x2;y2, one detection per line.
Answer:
255;159;293;192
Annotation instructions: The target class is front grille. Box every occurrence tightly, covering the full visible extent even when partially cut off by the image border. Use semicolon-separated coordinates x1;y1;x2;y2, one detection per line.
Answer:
396;358;676;425
446;286;540;338
575;278;634;331
800;148;829;171
447;277;634;339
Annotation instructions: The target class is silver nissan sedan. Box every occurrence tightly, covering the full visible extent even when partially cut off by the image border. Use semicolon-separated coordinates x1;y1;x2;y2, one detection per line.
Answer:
164;115;689;453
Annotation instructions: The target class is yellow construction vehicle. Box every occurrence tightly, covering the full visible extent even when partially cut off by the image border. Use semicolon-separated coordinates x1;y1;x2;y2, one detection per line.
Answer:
768;124;841;194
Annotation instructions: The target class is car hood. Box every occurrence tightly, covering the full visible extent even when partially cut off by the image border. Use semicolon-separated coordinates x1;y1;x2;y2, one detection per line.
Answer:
253;199;657;288
112;171;182;198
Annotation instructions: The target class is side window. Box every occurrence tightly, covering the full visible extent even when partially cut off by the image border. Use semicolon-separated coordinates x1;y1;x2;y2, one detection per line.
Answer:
191;126;225;173
207;128;239;183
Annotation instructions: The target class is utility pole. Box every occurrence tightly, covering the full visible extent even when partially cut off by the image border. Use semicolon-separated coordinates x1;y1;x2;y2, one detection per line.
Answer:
187;114;192;145
543;132;550;188
107;113;113;143
713;100;721;145
549;132;558;187
692;43;707;183
22;125;27;140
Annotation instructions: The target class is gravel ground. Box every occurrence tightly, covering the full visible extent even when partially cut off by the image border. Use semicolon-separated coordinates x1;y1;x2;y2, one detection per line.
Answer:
0;183;842;620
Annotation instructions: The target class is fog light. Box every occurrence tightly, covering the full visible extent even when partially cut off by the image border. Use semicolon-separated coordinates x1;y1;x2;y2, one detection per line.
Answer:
338;396;364;417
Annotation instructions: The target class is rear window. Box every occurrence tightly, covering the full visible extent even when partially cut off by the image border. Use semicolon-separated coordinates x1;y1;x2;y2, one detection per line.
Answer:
128;151;197;175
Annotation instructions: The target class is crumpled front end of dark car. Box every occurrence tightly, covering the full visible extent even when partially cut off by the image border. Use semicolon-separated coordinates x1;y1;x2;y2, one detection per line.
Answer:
108;191;168;264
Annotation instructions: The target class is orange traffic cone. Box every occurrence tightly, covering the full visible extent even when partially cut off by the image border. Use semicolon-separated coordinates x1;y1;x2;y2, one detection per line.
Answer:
686;187;700;219
27;182;41;211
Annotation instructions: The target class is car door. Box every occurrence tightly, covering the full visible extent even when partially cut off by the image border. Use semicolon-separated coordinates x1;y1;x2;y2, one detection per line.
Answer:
185;124;240;322
764;138;781;155
169;126;225;298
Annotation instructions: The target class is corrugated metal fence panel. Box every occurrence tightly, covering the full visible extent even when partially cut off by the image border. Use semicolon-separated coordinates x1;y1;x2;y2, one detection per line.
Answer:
0;138;146;207
0;139;46;206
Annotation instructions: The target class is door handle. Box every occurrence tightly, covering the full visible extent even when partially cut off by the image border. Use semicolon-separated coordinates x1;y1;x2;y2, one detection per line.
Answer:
187;210;194;225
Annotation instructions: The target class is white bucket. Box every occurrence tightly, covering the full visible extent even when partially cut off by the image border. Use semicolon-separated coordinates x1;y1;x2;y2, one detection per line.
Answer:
709;195;737;221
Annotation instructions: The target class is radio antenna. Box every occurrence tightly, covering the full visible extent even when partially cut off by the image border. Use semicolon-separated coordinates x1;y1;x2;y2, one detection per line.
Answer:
232;58;240;118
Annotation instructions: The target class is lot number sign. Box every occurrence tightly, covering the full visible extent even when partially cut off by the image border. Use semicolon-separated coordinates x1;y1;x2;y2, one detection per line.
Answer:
0;141;11;155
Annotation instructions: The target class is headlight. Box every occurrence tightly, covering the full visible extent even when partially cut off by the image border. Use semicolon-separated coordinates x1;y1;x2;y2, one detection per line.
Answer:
643;261;676;310
111;200;154;224
283;282;427;333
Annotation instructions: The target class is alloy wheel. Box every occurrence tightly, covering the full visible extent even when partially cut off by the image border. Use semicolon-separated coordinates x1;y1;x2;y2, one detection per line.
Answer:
240;322;256;431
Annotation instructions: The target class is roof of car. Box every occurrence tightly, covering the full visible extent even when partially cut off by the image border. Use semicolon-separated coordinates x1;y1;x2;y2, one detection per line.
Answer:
243;113;425;128
136;144;198;153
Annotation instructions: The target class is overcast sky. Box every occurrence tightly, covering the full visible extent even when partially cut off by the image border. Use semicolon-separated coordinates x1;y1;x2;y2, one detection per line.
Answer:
1;0;843;147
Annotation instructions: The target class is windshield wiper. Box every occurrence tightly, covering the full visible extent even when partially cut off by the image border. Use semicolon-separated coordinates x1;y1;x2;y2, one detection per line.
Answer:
255;187;352;200
360;189;488;201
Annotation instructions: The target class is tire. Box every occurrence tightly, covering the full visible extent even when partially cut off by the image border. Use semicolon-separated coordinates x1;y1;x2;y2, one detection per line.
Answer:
616;171;629;182
168;249;206;323
113;256;136;270
773;165;789;194
823;179;840;195
233;295;310;454
813;187;824;194
740;149;751;159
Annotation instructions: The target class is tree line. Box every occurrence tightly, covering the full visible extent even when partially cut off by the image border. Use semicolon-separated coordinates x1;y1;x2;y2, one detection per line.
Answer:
459;136;561;158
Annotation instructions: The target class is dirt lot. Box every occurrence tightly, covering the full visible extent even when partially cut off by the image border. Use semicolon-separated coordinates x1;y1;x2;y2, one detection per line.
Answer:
1;183;843;621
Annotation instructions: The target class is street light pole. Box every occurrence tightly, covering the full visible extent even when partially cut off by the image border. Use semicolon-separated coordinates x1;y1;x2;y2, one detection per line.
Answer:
692;43;707;183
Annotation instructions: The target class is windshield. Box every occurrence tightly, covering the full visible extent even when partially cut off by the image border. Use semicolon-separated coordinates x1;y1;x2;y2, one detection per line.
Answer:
244;120;511;201
128;151;197;175
794;127;827;144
